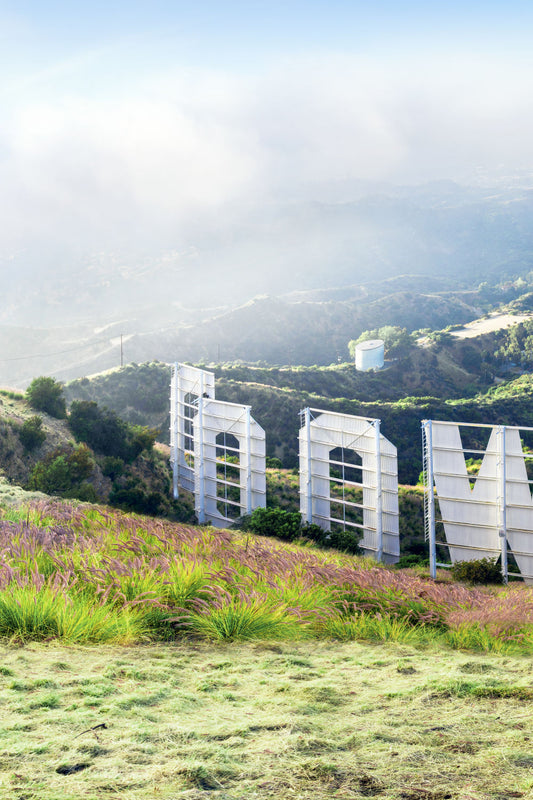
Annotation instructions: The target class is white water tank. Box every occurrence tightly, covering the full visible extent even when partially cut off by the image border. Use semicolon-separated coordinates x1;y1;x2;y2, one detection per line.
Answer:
355;339;385;371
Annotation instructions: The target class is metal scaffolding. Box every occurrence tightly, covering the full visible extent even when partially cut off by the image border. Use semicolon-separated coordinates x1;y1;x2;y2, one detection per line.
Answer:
422;419;533;583
170;363;215;497
299;408;399;563
170;363;266;527
193;398;266;527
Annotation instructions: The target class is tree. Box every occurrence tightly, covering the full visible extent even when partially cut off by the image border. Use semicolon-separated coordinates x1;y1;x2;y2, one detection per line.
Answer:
26;377;66;419
18;416;46;451
28;444;96;499
69;400;156;462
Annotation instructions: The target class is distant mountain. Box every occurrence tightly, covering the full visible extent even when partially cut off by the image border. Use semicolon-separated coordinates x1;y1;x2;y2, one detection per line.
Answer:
2;178;533;330
0;280;488;387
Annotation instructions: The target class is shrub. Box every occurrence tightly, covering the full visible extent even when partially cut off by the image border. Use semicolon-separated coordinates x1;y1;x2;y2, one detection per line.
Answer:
69;400;157;462
301;522;328;544
323;529;361;555
64;443;95;482
249;507;302;541
451;558;503;585
29;455;71;495
247;509;362;553
28;444;96;499
69;401;130;458
101;456;125;479
109;486;163;516
266;457;283;468
25;377;66;419
130;425;158;454
19;416;46;451
397;554;430;569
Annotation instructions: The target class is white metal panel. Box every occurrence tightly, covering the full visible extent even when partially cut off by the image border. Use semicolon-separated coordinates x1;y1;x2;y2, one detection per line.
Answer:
299;408;399;563
431;422;500;562
169;363;215;497
503;428;533;582
194;398;266;528
426;420;533;583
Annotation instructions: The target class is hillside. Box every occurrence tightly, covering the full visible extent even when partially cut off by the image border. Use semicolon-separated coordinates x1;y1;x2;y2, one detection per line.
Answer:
66;345;533;484
0;277;524;388
5;178;533;332
0;388;193;521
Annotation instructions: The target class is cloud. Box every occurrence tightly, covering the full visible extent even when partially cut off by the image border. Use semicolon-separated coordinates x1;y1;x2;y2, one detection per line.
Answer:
2;49;533;260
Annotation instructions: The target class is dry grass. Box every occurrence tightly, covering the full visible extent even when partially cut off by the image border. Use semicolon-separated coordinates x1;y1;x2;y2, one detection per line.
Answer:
0;477;47;506
0;639;532;799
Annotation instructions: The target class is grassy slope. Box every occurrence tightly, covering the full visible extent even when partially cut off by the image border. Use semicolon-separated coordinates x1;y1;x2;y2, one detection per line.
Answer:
1;640;532;800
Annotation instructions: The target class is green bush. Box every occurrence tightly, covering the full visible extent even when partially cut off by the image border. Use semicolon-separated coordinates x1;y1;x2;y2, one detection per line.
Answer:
266;457;283;468
101;456;125;479
25;377;66;419
18;416;46;451
396;554;430;569
300;521;362;554
451;557;503;585
69;400;157;462
247;509;361;554
249;507;302;541
28;444;96;499
109;486;163;516
324;529;361;555
29;455;71;494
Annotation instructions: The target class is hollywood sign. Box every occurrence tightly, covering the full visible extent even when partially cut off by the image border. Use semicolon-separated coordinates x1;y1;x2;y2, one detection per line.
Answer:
170;364;533;583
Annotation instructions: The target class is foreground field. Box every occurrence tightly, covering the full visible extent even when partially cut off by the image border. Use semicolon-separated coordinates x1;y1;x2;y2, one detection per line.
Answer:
1;639;532;800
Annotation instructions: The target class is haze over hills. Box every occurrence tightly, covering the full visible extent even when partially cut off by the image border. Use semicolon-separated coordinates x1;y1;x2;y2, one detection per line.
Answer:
2;178;533;386
3;179;533;328
0;279;485;387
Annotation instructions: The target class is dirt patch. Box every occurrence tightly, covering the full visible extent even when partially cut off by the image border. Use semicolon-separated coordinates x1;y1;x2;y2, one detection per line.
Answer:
451;313;532;339
297;763;385;794
56;762;92;775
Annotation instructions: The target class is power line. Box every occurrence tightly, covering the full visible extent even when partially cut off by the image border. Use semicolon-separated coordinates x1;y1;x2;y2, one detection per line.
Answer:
0;319;183;365
0;336;116;363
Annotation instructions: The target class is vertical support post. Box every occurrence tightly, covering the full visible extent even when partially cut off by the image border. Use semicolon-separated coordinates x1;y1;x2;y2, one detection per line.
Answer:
305;407;312;524
374;419;383;562
425;420;437;580
498;425;508;584
245;406;252;515
197;372;205;524
171;363;179;499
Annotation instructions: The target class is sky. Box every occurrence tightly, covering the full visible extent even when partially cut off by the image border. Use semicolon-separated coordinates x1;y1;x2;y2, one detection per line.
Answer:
2;0;533;267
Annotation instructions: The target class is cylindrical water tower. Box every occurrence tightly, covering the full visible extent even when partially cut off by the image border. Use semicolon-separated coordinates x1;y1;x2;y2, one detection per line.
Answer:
354;339;385;371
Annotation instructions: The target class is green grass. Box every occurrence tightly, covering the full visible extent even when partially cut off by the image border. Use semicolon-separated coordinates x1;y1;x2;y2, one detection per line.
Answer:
183;596;303;641
2;499;533;656
0;639;532;799
0;586;145;644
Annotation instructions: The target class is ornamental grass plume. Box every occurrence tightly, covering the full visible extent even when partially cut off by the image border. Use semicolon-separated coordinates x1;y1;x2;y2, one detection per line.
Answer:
0;499;533;650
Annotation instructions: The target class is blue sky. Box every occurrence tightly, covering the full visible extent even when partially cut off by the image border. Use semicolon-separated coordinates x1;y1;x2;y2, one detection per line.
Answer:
5;1;533;71
1;1;533;261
